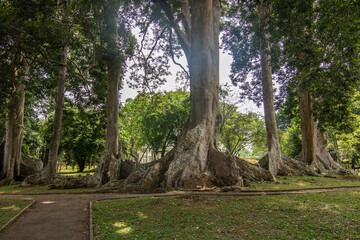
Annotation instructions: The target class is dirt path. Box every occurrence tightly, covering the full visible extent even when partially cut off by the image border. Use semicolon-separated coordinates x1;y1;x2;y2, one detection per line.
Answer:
1;187;360;240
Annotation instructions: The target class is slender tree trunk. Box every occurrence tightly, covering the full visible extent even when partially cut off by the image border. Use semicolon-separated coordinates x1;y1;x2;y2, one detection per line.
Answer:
1;52;29;184
333;135;340;163
98;0;122;185
257;1;282;176
47;46;68;183
299;88;316;165
0;140;4;179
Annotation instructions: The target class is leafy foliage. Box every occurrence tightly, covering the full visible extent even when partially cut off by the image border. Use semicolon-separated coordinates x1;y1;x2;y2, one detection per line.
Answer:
274;0;360;132
222;0;283;106
120;91;190;161
60;101;105;171
220;109;267;158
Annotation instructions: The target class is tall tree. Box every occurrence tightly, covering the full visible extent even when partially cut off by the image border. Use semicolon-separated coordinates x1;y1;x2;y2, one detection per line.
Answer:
46;45;68;183
257;0;282;176
274;0;359;173
222;0;283;176
125;0;273;191
1;36;29;183
96;0;135;185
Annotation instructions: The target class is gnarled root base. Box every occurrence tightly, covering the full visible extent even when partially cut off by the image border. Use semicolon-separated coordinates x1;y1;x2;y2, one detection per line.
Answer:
23;167;51;185
124;147;274;193
20;150;43;179
52;175;99;189
259;154;320;176
0;150;43;185
313;154;354;175
24;159;135;189
259;152;355;177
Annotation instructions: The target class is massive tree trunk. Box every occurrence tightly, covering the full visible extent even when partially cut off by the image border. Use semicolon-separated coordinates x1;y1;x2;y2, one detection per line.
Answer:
164;0;221;188
46;46;68;183
257;1;282;176
124;0;274;192
1;46;29;185
97;0;122;185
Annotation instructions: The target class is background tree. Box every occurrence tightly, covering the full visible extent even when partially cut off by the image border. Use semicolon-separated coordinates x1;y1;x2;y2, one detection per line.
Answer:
95;0;136;185
222;0;283;176
274;0;359;173
60;102;105;172
120;91;190;162
0;0;63;184
220;110;267;158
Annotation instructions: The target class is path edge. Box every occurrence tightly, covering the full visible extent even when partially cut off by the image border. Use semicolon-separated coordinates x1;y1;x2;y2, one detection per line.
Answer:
0;199;35;233
89;200;94;240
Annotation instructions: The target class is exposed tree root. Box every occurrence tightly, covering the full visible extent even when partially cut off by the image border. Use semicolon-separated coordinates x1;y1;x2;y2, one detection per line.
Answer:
259;154;320;176
1;150;43;185
20;150;43;179
51;175;99;189
123;147;274;193
313;129;354;175
259;152;354;177
259;128;355;177
35;160;135;189
23;167;50;185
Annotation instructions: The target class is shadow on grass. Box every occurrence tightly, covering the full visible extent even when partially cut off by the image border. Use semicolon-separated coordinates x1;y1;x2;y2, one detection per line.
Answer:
0;198;32;228
93;191;360;240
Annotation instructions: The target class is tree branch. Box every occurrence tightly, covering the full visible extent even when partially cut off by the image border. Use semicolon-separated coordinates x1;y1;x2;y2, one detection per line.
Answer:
152;0;191;61
169;29;189;79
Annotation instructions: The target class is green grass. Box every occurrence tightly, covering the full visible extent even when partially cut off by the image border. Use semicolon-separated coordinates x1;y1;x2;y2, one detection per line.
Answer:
0;175;359;195
0;198;32;228
0;183;100;194
251;175;360;190
58;166;95;177
92;191;360;240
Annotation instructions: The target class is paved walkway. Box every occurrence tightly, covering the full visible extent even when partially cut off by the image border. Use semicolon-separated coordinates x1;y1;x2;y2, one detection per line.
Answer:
1;187;360;240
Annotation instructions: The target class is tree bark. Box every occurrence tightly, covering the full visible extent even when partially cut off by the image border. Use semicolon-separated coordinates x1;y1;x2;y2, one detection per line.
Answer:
98;0;122;185
1;45;29;184
47;46;68;183
163;0;221;188
0;141;4;179
299;88;316;165
332;135;340;163
257;1;282;176
124;0;275;192
297;90;351;175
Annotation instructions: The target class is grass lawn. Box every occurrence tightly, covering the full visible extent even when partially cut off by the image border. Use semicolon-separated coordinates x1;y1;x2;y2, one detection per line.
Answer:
0;184;101;195
92;190;360;240
0;175;359;195
252;175;360;191
0;198;32;229
58;166;95;177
